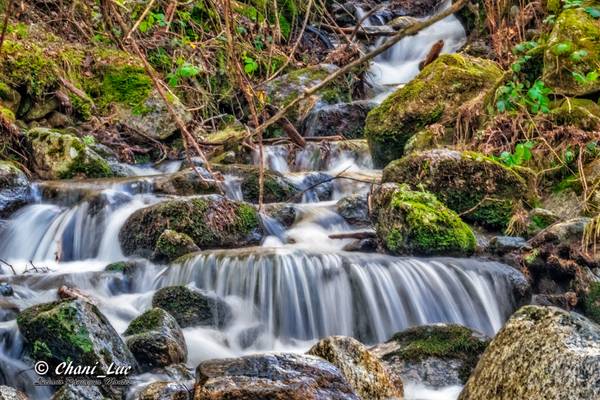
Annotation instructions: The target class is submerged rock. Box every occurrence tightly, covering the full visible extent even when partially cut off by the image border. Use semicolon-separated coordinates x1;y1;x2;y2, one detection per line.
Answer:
27;128;113;180
125;308;187;371
459;306;600;399
371;183;476;256
152;286;232;329
194;353;360;400
543;8;600;96
302;101;374;139
365;54;502;167
0;161;30;218
119;195;261;258
16;299;137;373
371;324;490;388
382;150;528;230
154;230;200;263
308;335;403;399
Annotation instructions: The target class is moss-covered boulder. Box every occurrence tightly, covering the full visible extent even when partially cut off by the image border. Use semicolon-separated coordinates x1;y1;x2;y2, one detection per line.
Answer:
16;299;137;373
543;8;600;96
365;54;502;167
459;306;600;400
371;324;490;388
0;161;30;217
550;98;600;131
27;128;113;180
215;164;298;203
308;336;403;400
119;195;261;257
371;183;476;256
152;286;232;329
154;229;200;262
382;150;529;230
124;308;187;371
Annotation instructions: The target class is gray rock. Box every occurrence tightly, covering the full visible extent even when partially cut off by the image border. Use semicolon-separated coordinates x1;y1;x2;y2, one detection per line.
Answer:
136;381;190;400
0;386;27;400
0;283;13;297
124;308;187;371
195;353;360;399
487;236;528;255
460;306;600;400
337;194;369;226
51;385;104;400
303;101;374;139
0;161;30;218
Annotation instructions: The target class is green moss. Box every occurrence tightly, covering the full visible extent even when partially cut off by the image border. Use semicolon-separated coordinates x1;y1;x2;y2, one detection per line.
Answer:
386;324;489;382
105;261;129;273
365;54;502;167
124;308;167;336
100;66;153;112
583;282;600;323
550;98;600;131
155;229;198;261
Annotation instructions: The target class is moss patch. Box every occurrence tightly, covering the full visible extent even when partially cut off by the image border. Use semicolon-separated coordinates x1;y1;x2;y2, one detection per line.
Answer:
583;282;600;324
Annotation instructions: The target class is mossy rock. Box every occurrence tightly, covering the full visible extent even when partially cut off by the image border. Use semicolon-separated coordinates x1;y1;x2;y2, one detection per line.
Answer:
371;183;476;256
365;54;502;168
16;299;137;373
214;164;298;203
124;308;187;371
583;281;600;323
154;229;200;262
382;149;529;230
152;286;232;328
543;8;600;96
153;168;220;196
119;195;261;257
550;98;600;131
27;128;113;180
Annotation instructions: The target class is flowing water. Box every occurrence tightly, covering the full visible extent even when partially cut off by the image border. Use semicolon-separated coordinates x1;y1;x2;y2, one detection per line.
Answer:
0;5;517;400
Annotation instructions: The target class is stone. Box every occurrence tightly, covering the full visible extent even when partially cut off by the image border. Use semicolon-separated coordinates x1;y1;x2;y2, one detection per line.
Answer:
336;193;370;226
382;149;529;230
51;385;104;400
137;381;190;400
365;55;502;167
124;308;187;371
153;169;220;196
154;230;200;263
0;386;27;400
487;236;528;256
302;101;374;139
119;195;261;258
308;336;403;399
194;353;360;399
152;286;232;329
26;128;113;180
459;306;600;400
0;161;30;218
16;299;137;374
371;183;476;256
372;324;490;388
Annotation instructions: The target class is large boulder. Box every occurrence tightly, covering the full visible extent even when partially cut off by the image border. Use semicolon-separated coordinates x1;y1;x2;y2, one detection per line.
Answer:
0;161;30;218
308;336;403;399
382;150;529;230
194;353;360;400
336;193;370;226
365;54;502;167
459;306;600;399
124;308;187;371
16;299;137;373
371;183;476;256
371;324;489;388
152;286;232;329
214;164;298;203
302;101;374;139
543;8;600;96
27;128;113;180
119;195;261;258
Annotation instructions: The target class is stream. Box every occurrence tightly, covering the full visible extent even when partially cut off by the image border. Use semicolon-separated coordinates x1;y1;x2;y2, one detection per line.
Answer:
0;6;520;400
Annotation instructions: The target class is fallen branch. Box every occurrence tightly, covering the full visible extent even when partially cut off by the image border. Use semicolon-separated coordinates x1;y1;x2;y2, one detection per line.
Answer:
329;230;376;240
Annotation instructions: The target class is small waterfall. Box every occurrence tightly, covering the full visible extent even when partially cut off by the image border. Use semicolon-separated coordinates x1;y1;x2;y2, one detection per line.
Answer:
146;250;525;342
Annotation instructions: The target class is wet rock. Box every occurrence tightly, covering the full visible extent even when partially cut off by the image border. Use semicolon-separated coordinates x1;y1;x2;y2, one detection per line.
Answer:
372;324;489;388
295;172;334;202
263;203;298;228
342;238;378;252
119;195;261;258
0;283;13;297
0;161;30;218
125;308;187;371
194;353;360;400
26;128;113;180
137;381;190;400
154;230;200;263
105;260;143;276
365;55;502;167
543;8;600;96
382;150;529;230
153;169;220;196
487;236;528;256
459;306;600;400
214;164;298;203
152;286;232;329
308;335;403;399
0;386;27;400
16;299;138;374
51;384;104;400
336;193;369;226
371;183;476;256
302;101;374;139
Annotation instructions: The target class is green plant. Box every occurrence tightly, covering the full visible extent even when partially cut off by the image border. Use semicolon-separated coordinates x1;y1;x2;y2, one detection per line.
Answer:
139;12;167;33
499;141;535;167
167;62;201;87
573;70;599;84
496;80;551;114
82;135;95;146
242;53;259;75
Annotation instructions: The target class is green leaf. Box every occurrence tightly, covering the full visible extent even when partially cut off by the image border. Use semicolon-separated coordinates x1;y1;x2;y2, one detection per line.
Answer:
551;42;572;56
